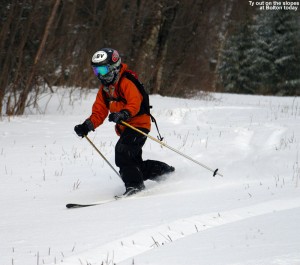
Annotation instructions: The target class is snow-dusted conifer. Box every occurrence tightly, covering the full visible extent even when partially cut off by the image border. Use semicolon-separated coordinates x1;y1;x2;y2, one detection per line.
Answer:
252;10;300;95
218;10;300;95
218;20;255;94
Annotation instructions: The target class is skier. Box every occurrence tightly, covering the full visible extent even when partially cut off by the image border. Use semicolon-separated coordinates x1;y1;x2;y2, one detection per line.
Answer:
74;48;175;197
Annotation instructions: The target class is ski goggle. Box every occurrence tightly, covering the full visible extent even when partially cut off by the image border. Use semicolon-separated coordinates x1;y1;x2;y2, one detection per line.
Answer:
92;65;110;76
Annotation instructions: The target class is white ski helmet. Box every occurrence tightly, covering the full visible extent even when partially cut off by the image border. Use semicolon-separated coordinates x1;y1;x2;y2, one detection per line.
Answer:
91;48;121;85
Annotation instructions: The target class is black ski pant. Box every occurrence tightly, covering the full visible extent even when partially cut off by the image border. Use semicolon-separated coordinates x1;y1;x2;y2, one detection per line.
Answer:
115;127;171;188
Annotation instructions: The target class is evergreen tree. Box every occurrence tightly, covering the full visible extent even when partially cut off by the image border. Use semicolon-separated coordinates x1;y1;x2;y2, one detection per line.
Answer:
218;10;300;95
252;10;300;95
218;21;256;94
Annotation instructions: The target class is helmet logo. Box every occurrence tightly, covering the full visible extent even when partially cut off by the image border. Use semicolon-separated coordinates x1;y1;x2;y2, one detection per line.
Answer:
92;51;107;63
112;50;119;63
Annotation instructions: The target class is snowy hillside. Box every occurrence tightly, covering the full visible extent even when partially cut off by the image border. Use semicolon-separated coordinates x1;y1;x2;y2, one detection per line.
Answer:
1;88;300;265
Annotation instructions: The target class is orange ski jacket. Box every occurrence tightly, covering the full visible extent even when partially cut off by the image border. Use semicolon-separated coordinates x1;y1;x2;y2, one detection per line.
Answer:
88;63;151;135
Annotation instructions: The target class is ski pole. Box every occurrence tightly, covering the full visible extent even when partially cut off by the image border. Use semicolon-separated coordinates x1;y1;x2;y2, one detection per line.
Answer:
121;121;223;177
84;135;121;178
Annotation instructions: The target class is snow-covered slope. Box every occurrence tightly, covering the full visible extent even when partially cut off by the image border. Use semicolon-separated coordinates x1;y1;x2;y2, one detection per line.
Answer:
1;88;300;265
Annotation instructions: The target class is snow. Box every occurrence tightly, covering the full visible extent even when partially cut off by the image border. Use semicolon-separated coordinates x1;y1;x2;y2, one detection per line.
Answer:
1;88;300;265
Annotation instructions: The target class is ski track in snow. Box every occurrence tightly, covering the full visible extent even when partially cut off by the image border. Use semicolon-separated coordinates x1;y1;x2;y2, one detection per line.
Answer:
59;198;300;265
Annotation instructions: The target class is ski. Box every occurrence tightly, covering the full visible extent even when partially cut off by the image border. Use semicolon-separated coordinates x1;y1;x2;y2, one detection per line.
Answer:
66;198;117;209
66;191;147;209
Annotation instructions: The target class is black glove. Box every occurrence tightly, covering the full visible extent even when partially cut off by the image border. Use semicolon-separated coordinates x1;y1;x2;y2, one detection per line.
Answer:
74;120;93;137
108;110;130;124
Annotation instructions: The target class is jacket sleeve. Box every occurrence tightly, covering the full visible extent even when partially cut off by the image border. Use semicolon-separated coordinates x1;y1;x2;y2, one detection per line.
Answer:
121;78;143;117
88;88;109;129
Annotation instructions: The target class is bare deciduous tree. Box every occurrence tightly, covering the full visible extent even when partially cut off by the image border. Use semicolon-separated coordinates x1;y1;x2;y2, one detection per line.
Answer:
0;0;257;116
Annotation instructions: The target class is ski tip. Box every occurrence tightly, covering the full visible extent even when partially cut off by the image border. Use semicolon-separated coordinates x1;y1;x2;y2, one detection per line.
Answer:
65;201;113;209
66;203;77;208
66;203;93;209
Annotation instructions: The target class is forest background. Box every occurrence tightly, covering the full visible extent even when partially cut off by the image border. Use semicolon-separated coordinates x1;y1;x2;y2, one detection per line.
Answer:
0;0;299;116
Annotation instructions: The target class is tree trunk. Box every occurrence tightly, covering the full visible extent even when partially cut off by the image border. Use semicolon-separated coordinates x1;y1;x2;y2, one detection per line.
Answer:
15;0;61;115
